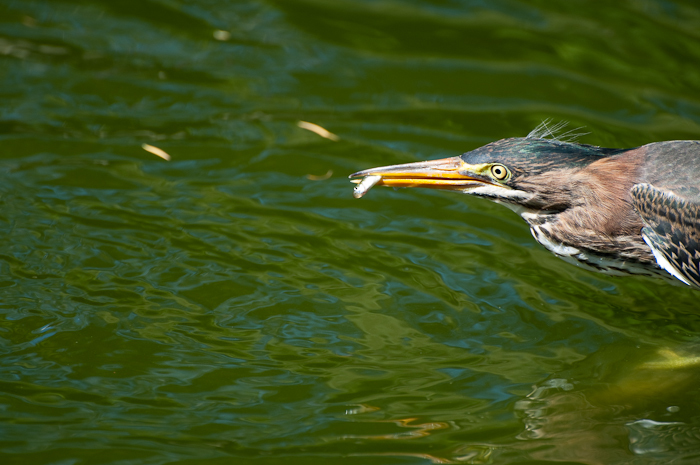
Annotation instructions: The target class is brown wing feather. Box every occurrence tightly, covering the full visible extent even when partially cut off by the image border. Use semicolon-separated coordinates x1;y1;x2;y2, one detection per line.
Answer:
631;183;700;288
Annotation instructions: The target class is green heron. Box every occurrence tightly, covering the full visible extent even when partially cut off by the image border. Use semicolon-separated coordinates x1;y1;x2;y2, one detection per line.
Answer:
350;125;700;288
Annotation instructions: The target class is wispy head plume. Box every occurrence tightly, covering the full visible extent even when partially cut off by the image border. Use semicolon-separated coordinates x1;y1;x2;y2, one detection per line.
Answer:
527;119;590;143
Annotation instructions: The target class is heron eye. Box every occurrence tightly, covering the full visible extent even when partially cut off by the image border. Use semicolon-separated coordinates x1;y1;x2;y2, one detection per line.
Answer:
490;164;509;181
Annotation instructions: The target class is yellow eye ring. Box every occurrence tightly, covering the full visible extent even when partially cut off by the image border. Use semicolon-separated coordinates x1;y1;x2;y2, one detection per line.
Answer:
490;164;509;181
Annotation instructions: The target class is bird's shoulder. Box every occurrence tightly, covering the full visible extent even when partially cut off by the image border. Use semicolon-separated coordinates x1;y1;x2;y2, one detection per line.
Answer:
640;140;700;203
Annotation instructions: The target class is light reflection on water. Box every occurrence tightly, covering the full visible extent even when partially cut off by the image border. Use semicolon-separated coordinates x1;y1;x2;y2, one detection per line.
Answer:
2;0;700;464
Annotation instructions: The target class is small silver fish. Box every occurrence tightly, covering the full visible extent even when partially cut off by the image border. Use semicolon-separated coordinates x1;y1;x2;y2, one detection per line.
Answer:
353;175;382;199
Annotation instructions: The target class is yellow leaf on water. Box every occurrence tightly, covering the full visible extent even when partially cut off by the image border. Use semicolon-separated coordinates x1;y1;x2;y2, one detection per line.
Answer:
297;121;340;141
306;170;333;181
213;30;231;41
141;143;171;161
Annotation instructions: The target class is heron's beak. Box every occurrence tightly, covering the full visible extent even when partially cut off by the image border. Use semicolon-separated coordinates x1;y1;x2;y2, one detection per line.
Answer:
349;157;491;197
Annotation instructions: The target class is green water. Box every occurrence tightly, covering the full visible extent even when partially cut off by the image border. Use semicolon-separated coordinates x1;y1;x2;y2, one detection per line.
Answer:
2;1;700;463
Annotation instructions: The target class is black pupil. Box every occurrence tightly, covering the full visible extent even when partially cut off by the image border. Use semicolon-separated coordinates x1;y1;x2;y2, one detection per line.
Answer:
494;167;503;176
